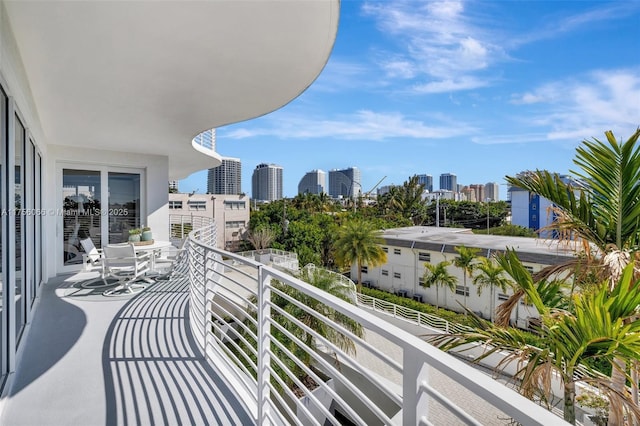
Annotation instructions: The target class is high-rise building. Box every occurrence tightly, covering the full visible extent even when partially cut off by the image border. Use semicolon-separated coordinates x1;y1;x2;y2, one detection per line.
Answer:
469;184;485;202
251;163;283;202
193;129;216;150
298;169;326;195
207;157;242;194
485;182;499;201
439;173;457;191
416;174;433;192
328;167;361;199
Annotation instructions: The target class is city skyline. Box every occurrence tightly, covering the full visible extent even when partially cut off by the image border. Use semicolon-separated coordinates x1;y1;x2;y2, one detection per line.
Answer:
180;0;639;198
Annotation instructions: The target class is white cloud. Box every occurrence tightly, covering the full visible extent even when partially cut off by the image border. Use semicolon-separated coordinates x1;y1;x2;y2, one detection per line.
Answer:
471;133;551;145
222;110;477;141
362;0;502;92
413;76;489;94
501;68;640;143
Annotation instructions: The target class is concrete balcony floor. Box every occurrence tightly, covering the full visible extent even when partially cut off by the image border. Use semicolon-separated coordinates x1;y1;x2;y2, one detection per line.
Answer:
0;271;252;425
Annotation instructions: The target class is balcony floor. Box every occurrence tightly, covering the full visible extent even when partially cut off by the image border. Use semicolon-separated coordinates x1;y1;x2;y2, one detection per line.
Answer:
0;270;252;425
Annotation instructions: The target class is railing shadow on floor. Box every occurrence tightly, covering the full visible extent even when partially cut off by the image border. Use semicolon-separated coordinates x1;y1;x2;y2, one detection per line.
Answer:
101;274;252;425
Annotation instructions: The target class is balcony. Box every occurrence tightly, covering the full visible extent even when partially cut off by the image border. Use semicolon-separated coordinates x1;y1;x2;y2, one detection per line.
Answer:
0;224;566;425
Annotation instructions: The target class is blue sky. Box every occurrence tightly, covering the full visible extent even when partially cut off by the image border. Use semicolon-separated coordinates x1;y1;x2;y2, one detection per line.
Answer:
180;0;640;200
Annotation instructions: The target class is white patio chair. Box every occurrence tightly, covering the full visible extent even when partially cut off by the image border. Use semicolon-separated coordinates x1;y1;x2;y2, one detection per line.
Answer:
80;237;102;271
152;240;188;280
102;243;153;296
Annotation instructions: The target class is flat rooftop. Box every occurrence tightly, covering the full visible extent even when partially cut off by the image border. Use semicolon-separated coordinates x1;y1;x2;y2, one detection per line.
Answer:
381;226;577;264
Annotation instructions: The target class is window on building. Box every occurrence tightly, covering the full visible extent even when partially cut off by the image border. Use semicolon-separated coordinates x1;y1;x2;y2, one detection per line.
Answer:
381;269;389;276
188;200;206;210
224;200;246;210
455;285;469;296
225;220;245;229
498;293;510;301
360;266;368;274
418;277;425;286
524;265;534;273
393;248;401;255
393;272;401;279
531;214;537;221
382;247;388;253
418;252;431;262
169;201;183;209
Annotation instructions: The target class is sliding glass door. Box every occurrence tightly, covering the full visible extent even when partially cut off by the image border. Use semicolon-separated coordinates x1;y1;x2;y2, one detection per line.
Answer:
60;166;143;271
62;169;101;266
108;172;141;244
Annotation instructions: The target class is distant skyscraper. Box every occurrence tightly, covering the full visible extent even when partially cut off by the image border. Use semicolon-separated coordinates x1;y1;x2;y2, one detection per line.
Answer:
417;174;433;192
485;182;499;201
208;157;242;194
469;184;485;202
168;180;179;192
328;167;361;199
298;169;326;195
251;163;283;201
439;173;457;191
192;129;216;150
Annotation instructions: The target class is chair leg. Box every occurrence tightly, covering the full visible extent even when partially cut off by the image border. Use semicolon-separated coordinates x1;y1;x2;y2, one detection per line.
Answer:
103;278;147;296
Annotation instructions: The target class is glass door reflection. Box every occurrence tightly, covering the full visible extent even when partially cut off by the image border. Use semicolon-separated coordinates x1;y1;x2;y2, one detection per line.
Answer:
62;169;101;266
108;172;140;244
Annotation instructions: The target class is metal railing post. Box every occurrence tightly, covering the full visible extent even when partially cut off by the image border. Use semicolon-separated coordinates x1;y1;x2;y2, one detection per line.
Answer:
257;265;271;424
403;346;430;425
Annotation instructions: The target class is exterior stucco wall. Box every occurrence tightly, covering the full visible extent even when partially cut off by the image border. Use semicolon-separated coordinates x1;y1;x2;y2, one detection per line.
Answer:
350;236;566;327
46;145;169;277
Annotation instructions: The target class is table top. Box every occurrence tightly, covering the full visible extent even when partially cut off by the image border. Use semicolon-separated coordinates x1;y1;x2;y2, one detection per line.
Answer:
132;240;173;251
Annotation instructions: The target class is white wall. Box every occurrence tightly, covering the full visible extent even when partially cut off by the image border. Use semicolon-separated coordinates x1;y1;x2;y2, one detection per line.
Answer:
45;145;169;277
353;245;543;324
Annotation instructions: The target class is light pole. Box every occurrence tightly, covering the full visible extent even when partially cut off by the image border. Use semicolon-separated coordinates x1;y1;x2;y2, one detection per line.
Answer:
486;198;490;234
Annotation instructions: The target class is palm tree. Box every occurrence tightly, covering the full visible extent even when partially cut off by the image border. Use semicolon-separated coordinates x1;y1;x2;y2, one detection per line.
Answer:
276;265;364;367
388;175;427;225
333;218;387;292
505;129;640;282
431;257;640;425
453;245;480;313
472;256;511;322
505;129;640;423
243;264;366;393
421;260;457;309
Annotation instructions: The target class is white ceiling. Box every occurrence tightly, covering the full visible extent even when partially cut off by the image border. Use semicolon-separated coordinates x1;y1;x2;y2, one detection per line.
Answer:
5;0;339;179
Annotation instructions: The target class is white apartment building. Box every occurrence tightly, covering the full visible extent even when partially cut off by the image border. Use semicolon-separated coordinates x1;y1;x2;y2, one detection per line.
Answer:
251;163;283;201
168;193;249;251
298;169;326;194
351;226;576;328
328;167;360;199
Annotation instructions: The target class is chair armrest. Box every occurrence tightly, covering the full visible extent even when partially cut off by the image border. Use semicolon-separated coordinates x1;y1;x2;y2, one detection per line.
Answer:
136;251;152;261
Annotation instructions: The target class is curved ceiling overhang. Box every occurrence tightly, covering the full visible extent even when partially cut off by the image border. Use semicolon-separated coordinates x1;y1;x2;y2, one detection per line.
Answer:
5;0;340;179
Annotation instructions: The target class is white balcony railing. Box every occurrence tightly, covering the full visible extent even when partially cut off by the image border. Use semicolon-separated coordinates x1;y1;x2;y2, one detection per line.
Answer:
186;224;567;425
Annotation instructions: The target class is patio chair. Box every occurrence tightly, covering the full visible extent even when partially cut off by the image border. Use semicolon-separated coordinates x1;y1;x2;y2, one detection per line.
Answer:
102;243;153;296
80;237;102;271
152;240;188;280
